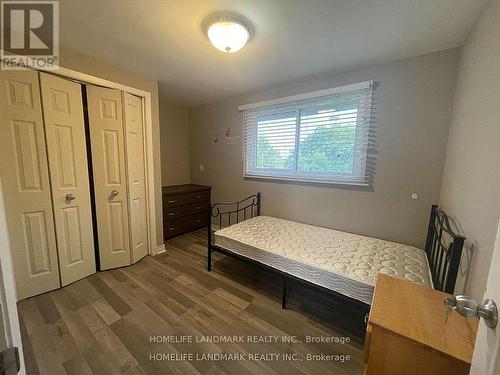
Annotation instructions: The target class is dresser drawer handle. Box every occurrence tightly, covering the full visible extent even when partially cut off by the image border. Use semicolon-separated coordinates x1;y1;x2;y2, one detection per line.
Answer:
168;227;175;231
196;195;202;199
168;213;175;216
196;206;201;210
168;200;176;204
196;219;202;223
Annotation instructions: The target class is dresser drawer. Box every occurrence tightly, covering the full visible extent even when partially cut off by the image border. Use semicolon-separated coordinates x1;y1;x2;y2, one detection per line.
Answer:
164;213;208;239
162;184;211;240
163;190;210;208
164;201;209;222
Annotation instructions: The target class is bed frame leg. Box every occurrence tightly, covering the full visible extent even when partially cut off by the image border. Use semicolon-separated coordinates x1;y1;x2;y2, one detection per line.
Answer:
282;279;288;309
207;204;212;272
207;248;212;272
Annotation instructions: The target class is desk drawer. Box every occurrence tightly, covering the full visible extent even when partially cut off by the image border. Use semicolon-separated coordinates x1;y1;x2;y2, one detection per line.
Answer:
164;213;208;240
163;190;210;208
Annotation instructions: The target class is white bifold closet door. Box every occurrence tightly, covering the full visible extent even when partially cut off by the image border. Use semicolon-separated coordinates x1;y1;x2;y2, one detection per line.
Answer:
123;92;148;263
39;73;96;286
0;70;60;299
86;85;131;270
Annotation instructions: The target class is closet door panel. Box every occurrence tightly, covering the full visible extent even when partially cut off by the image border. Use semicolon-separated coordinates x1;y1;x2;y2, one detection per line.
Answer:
123;93;148;263
0;70;60;299
86;85;131;270
40;73;96;286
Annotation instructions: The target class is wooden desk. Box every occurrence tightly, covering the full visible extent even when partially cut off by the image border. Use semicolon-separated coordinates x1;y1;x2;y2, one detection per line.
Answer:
364;274;478;375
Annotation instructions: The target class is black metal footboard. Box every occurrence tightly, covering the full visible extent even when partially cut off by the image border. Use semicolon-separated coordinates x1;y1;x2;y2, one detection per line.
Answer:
206;192;369;313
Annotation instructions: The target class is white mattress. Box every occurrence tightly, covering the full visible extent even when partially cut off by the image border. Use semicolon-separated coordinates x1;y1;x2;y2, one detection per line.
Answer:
214;216;432;305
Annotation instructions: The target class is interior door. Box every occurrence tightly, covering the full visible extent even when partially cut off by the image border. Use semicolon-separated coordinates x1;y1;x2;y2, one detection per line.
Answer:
86;85;131;270
0;70;60;300
470;219;500;374
123;92;148;263
39;73;96;286
0;180;25;374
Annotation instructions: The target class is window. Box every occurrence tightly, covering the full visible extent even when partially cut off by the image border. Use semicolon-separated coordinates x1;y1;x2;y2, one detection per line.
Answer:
241;81;374;185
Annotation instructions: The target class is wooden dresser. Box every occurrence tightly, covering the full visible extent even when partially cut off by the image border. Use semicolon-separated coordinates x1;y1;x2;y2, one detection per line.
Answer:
162;184;211;240
364;274;478;375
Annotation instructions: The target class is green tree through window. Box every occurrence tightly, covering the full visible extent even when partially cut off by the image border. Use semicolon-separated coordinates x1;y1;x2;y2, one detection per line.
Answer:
256;135;286;169
255;105;358;173
297;123;356;173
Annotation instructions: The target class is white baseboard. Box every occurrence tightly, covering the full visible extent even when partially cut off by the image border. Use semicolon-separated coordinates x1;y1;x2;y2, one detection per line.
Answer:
154;243;166;255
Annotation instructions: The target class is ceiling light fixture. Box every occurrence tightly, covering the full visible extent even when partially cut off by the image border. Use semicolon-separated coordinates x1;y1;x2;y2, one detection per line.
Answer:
202;12;254;53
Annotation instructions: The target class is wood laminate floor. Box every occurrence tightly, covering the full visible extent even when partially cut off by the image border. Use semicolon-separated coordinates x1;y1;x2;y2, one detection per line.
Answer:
18;230;366;375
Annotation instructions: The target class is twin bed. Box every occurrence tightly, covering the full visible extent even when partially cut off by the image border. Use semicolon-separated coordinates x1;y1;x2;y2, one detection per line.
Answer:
207;193;464;310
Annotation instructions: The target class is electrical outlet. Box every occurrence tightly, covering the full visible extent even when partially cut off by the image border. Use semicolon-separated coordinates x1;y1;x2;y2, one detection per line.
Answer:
411;193;419;200
199;164;204;172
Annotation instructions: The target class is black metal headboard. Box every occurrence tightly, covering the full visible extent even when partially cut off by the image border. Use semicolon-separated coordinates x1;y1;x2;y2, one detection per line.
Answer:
209;193;261;230
425;205;465;294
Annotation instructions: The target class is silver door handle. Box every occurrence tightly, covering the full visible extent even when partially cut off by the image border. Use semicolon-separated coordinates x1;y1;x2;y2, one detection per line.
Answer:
110;190;119;197
65;193;76;201
444;295;498;328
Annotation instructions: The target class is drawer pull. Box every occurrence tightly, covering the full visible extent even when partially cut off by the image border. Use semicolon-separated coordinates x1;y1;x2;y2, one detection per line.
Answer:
168;213;175;216
196;206;201;210
168;200;176;204
196;220;202;223
168;227;175;231
196;195;202;198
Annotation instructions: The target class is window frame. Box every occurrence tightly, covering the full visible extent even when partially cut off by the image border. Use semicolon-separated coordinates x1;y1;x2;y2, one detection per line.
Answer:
241;81;373;186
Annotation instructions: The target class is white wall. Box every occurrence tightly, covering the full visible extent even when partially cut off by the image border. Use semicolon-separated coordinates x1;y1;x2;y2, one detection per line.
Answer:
190;49;460;248
159;100;191;186
439;0;500;300
439;2;500;372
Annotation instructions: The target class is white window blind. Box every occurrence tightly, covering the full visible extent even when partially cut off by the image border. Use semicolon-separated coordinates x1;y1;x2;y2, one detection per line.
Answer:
241;81;374;185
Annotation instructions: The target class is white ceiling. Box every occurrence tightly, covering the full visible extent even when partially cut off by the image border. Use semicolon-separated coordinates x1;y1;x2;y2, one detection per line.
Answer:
60;0;486;107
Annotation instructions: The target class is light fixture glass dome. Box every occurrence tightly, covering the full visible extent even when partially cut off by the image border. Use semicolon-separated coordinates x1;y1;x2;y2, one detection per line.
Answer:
202;12;254;53
207;21;249;53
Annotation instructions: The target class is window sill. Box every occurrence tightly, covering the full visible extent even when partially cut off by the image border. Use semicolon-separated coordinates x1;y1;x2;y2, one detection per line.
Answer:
243;174;370;187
